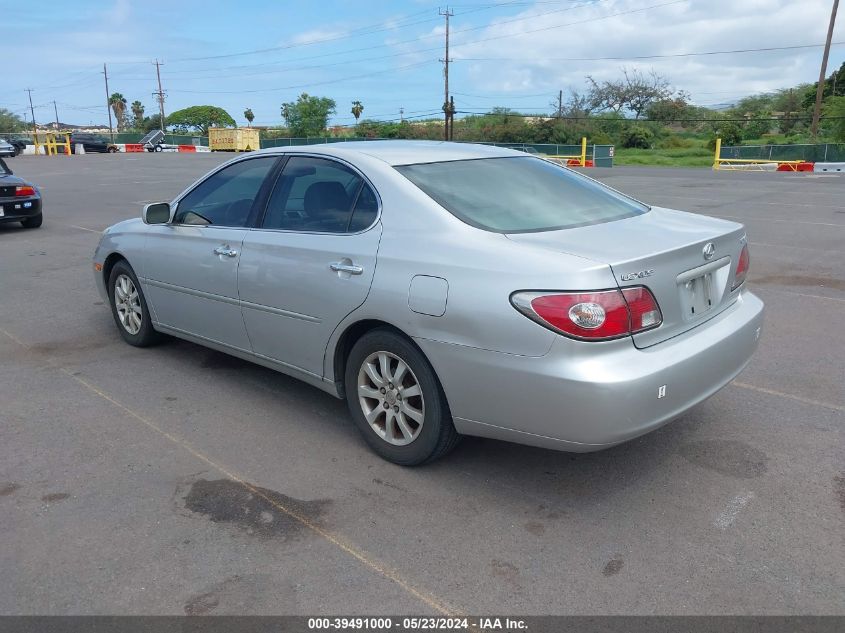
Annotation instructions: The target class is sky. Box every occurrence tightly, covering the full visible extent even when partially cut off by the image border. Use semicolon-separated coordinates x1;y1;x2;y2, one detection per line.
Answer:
2;0;844;129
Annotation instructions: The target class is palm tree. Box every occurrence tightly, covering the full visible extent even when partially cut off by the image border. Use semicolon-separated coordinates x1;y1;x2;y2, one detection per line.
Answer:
244;108;254;127
351;100;364;123
130;101;145;130
109;93;127;132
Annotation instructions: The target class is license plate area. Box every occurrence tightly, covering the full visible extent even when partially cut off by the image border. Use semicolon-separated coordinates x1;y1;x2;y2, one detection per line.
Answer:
681;273;713;318
676;256;732;323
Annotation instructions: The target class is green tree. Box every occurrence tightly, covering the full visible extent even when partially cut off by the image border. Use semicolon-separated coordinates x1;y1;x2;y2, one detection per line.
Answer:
708;121;743;149
244;108;254;127
822;96;845;142
0;108;27;132
109;93;128;131
802;61;845;109
130;101;145;130
743;112;772;140
351;100;364;123
141;113;163;133
281;93;336;137
645;93;692;123
166;105;236;135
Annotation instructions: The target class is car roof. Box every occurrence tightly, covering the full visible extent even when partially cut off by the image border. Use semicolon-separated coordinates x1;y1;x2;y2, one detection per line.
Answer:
254;140;523;166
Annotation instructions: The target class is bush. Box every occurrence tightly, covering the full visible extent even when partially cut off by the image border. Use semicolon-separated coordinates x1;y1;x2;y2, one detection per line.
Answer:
707;121;743;149
657;134;694;149
620;125;653;149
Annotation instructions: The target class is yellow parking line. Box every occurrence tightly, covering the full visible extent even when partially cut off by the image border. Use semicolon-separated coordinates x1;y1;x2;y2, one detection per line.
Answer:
0;326;456;616
732;381;844;413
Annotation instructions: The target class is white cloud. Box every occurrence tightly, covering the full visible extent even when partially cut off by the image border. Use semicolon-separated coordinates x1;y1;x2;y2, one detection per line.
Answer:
444;0;844;107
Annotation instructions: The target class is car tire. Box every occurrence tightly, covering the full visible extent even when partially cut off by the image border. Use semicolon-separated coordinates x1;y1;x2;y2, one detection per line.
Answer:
20;214;42;229
108;146;118;153
344;329;460;466
107;260;160;347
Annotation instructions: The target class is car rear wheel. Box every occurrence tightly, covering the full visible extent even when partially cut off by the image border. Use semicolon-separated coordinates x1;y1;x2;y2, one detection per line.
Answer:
344;329;460;465
20;214;42;229
108;261;160;347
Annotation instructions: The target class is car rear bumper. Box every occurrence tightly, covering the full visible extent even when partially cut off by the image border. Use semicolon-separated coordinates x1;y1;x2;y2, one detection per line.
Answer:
0;197;41;222
416;289;764;451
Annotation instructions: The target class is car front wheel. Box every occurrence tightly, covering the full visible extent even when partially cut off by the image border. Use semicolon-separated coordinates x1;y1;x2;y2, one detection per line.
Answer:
344;329;460;465
107;261;160;347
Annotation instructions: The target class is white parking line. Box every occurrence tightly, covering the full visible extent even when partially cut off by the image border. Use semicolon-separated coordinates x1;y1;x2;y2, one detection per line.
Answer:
67;224;101;233
753;286;845;304
714;491;754;530
731;381;844;413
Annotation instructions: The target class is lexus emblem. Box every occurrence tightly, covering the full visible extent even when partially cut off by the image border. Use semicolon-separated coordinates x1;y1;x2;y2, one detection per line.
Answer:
702;242;716;260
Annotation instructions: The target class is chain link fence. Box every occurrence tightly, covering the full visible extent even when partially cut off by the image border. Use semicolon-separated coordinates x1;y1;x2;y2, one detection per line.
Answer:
720;143;845;163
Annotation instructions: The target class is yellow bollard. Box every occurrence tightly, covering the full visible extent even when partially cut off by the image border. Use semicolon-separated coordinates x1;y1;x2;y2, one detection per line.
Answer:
580;136;587;167
713;137;722;171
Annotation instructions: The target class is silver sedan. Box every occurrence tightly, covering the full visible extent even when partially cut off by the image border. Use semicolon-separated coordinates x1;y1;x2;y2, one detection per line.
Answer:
93;141;764;465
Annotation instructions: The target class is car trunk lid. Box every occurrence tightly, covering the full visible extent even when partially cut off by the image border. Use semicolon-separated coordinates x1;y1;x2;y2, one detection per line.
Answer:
505;207;747;348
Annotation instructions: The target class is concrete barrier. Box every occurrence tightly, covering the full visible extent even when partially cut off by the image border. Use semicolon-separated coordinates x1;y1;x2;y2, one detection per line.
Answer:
813;162;845;173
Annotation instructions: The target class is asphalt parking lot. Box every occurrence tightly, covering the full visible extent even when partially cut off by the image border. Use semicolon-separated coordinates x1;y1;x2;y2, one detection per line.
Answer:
1;153;843;615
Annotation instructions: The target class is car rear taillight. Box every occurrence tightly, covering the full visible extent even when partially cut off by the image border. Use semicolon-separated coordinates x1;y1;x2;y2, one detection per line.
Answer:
15;186;36;197
732;244;750;290
511;287;662;341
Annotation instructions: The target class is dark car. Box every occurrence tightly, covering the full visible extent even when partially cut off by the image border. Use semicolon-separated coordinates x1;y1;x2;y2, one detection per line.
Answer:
0;158;42;228
8;136;30;156
65;133;118;154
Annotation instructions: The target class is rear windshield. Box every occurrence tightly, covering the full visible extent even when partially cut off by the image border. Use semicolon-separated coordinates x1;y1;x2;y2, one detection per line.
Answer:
395;156;648;233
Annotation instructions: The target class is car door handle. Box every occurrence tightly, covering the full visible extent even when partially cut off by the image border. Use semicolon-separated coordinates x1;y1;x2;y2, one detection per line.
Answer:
213;246;238;257
330;262;364;275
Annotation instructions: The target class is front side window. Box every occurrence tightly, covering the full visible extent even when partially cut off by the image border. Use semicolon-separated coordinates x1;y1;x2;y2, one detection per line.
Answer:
262;156;374;233
396;156;648;233
173;157;277;227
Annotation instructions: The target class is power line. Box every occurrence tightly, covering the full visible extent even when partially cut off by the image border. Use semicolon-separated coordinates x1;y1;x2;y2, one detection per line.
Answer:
107;0;681;98
453;110;845;122
456;40;845;62
169;59;438;95
162;1;600;65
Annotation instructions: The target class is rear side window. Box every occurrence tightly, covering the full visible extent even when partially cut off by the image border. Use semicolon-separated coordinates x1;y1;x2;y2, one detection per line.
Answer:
262;156;377;233
395;156;647;233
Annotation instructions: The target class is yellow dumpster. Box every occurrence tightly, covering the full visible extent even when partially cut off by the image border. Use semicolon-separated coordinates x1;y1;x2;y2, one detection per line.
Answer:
208;128;260;152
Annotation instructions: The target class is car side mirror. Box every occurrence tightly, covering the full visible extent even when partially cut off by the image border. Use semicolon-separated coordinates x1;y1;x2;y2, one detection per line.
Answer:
142;202;172;224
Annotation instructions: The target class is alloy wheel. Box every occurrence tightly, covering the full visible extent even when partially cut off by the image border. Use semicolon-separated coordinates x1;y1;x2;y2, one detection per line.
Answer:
114;274;142;335
357;351;425;446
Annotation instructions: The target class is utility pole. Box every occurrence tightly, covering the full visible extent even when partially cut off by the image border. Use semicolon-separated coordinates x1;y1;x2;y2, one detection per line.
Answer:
439;7;454;141
449;95;455;140
811;0;839;137
557;90;563;118
26;89;36;130
400;107;404;123
103;63;114;142
153;59;166;133
53;100;60;130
